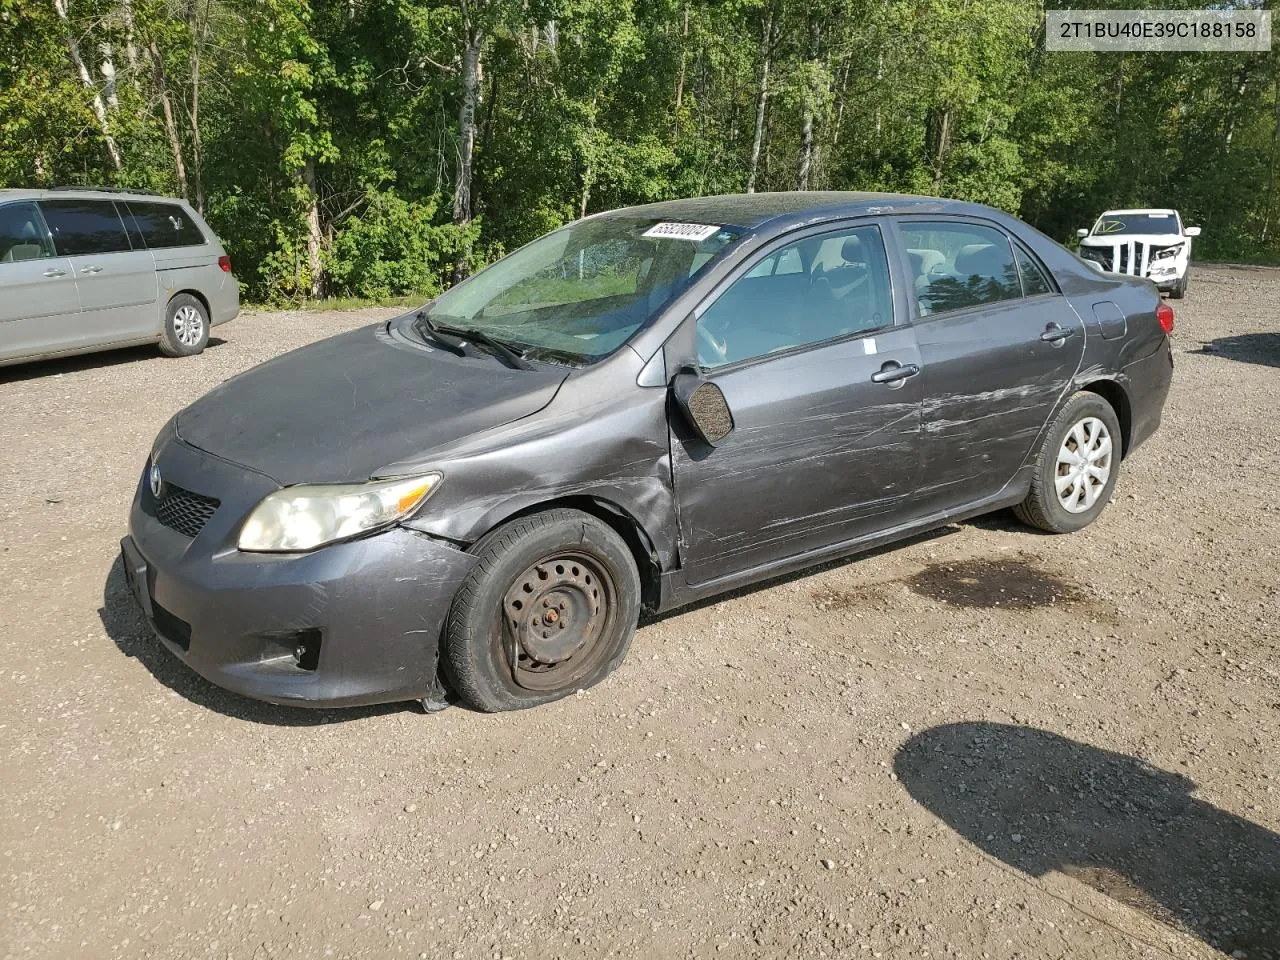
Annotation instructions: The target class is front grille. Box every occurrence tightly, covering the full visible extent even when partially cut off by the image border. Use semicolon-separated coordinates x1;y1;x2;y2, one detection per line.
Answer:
1117;243;1130;274
155;483;220;538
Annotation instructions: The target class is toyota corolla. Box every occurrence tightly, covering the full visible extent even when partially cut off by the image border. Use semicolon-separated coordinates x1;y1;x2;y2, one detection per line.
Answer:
121;192;1174;713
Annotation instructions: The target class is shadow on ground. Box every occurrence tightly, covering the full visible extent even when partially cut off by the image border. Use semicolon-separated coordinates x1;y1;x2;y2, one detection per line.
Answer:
895;722;1280;958
0;338;228;384
98;554;408;726
1196;333;1280;368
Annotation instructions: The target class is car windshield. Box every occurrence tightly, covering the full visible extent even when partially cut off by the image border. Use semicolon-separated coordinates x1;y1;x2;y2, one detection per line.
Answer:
421;217;743;364
1092;213;1180;236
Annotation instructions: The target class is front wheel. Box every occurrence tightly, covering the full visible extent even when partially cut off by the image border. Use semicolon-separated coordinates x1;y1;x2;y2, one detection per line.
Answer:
443;509;641;712
1014;392;1122;534
159;293;211;357
1170;272;1188;300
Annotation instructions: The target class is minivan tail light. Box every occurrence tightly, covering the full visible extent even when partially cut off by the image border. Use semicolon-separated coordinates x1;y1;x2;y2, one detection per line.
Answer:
217;255;232;273
1156;302;1174;334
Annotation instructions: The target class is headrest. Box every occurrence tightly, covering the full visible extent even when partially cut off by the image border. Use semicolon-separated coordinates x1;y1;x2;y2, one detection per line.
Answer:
840;235;865;264
955;243;1001;277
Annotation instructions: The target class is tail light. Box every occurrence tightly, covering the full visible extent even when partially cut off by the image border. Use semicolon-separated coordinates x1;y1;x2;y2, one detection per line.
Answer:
1156;302;1174;334
217;254;232;273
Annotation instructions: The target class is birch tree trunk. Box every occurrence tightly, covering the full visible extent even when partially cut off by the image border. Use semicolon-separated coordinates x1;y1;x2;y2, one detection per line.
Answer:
188;0;209;213
797;19;820;190
99;43;119;110
53;0;123;169
745;9;773;194
120;0;141;90
451;2;483;284
302;158;324;299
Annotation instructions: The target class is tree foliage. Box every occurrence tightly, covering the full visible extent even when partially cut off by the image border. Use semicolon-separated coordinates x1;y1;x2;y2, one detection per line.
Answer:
1;0;1275;302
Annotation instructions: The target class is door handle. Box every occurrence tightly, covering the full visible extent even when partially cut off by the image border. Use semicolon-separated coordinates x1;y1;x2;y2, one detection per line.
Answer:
871;361;921;386
79;265;103;274
1040;323;1074;345
43;268;67;278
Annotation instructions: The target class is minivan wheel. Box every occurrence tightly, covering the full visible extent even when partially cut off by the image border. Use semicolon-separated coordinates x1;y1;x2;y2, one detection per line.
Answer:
443;509;641;712
1013;391;1122;534
159;293;210;357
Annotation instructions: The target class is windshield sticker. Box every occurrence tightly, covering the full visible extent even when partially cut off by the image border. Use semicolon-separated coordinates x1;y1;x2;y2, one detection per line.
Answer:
642;222;722;242
1097;219;1125;234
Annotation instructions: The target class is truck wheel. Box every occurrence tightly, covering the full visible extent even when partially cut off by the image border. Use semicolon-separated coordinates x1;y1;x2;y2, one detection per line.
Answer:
443;509;641;712
1170;273;1187;300
1014;392;1122;534
159;293;210;357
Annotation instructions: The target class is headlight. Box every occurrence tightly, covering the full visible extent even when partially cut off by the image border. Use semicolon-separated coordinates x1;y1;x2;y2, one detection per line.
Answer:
1152;243;1183;260
237;473;441;552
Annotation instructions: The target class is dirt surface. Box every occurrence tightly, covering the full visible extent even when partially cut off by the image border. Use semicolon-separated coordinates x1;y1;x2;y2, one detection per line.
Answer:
2;268;1277;960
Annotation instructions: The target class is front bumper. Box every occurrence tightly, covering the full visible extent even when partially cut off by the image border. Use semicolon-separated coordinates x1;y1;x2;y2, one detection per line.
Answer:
123;429;475;707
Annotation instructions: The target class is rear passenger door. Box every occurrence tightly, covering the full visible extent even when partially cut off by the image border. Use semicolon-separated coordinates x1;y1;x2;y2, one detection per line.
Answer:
893;217;1085;513
0;201;82;361
670;221;926;586
38;198;158;346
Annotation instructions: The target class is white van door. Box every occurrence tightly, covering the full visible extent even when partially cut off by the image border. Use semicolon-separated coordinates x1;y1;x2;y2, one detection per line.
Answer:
0;200;82;362
38;198;158;345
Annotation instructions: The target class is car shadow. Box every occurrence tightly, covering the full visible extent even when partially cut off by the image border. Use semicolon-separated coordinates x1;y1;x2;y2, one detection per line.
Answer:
1195;333;1280;368
99;555;409;726
0;337;228;384
894;722;1280;958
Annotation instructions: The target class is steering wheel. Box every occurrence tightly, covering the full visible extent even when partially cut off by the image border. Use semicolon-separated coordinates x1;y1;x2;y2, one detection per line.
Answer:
697;323;729;367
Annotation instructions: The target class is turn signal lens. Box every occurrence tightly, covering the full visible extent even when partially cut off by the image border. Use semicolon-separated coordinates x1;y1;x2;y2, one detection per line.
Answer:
217;254;232;273
1156;302;1175;334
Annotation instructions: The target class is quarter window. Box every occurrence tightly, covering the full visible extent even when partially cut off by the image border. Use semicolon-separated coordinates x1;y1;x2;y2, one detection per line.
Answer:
697;224;893;369
39;199;131;256
1015;244;1052;296
900;222;1021;316
123;201;207;248
0;202;54;263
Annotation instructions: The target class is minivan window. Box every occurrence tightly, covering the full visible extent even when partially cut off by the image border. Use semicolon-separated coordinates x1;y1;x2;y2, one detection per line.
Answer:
899;221;1020;316
424;217;743;364
697;224;893;368
39;199;131;257
0;202;54;263
123;201;207;248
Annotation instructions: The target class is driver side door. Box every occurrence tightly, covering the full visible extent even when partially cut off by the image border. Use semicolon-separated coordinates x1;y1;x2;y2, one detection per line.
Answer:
668;221;926;588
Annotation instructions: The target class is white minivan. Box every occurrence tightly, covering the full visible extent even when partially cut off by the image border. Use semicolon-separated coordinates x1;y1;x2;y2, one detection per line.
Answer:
0;187;239;367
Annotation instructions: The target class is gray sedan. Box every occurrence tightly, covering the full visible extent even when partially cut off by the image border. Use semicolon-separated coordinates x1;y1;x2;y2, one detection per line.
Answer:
121;192;1173;713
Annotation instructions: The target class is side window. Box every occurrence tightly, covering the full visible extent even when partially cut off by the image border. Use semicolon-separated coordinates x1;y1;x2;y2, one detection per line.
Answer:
39;200;131;256
1014;244;1052;296
697;224;894;369
0;202;54;264
123;201;207;248
899;221;1020;316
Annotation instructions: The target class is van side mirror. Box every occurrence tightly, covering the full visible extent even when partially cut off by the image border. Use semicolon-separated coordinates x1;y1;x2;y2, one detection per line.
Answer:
1076;228;1089;239
1184;226;1201;237
671;370;734;446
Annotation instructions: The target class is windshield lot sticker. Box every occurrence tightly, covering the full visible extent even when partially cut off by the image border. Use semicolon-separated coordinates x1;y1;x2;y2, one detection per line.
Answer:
642;222;721;242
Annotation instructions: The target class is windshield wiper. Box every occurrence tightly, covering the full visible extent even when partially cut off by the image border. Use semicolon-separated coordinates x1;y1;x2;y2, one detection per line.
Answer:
432;321;534;370
413;310;467;357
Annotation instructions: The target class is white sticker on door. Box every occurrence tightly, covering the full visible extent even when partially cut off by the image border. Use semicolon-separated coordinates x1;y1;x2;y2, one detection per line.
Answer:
863;337;877;355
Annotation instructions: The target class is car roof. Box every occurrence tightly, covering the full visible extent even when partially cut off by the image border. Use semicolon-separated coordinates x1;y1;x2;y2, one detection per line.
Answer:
595;191;995;232
0;187;189;205
1099;208;1178;216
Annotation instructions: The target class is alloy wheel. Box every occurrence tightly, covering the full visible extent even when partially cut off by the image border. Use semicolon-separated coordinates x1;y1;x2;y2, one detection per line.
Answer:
173;305;205;346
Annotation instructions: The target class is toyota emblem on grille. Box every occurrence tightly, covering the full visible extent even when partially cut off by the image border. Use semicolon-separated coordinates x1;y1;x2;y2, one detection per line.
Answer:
149;463;163;499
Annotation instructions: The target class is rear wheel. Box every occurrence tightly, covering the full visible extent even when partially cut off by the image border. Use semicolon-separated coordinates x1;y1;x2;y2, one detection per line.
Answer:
159;293;210;357
443;509;641;712
1014;392;1122;534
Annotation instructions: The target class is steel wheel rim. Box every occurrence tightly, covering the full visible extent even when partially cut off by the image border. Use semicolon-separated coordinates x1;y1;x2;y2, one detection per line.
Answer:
173;305;204;346
502;551;617;692
1055;416;1113;514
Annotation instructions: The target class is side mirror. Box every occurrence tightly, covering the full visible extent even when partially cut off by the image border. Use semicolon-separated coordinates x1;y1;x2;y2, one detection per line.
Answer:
671;370;734;446
1076;228;1089;239
1184;226;1201;237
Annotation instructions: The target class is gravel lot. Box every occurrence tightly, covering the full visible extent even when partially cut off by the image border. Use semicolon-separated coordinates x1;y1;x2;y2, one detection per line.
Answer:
2;267;1277;960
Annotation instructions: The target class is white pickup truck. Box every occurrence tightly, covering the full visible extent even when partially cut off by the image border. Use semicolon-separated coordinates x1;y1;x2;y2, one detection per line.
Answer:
1077;209;1200;299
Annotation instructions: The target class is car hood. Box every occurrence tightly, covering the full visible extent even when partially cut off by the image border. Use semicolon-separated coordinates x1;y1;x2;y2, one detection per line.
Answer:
175;322;569;485
1080;234;1186;246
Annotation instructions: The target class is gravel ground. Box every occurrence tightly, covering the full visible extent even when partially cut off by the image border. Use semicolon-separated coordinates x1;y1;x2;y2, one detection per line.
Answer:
1;267;1277;960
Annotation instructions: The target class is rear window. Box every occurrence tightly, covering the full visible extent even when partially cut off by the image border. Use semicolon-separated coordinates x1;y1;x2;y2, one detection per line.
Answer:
39;199;131;256
123;202;207;248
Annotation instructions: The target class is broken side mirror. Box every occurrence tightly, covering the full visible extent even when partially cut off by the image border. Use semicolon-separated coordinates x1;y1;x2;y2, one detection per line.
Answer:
671;369;734;446
1076;228;1089;239
1184;226;1201;237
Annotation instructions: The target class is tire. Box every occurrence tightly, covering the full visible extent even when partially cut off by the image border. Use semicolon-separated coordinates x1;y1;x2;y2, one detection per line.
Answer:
1170;273;1187;300
158;293;211;357
1013;392;1122;534
443;509;641;712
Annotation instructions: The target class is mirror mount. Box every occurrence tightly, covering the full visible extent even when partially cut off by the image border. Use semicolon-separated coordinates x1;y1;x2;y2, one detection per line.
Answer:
670;367;735;446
